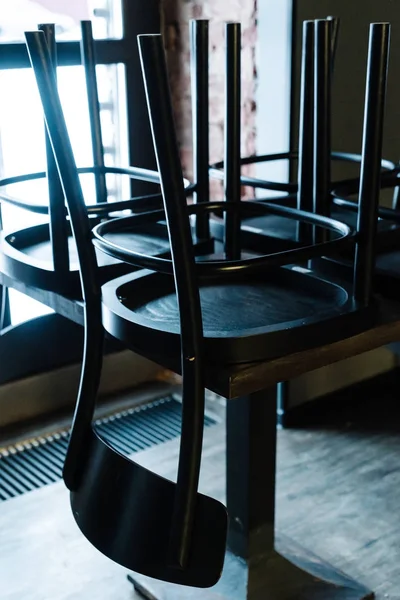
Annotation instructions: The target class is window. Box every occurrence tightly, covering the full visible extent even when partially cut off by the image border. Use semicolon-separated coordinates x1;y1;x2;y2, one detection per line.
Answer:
0;0;127;324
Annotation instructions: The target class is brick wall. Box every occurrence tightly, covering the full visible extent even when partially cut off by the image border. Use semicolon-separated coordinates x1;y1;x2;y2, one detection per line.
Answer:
162;0;258;197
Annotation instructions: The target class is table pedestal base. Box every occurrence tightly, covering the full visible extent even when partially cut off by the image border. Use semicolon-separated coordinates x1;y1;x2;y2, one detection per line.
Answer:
128;534;373;600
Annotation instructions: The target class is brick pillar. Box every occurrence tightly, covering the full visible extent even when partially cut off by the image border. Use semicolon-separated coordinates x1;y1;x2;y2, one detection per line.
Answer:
162;0;257;197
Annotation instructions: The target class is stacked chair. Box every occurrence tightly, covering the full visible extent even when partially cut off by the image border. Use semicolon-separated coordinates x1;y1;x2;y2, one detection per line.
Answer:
208;17;396;254
0;19;216;391
206;16;398;426
0;20;180;329
21;12;391;599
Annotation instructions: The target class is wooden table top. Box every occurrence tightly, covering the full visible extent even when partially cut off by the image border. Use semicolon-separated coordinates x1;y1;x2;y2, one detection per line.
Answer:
211;297;400;398
3;271;400;400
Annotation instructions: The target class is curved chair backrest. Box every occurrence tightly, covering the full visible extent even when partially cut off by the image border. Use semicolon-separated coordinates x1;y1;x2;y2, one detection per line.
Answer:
25;29;227;588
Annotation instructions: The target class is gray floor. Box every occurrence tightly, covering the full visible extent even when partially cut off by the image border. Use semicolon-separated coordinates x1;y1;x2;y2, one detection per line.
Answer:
0;387;399;599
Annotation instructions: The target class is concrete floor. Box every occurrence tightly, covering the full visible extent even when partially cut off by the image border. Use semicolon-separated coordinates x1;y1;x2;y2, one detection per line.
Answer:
0;383;399;599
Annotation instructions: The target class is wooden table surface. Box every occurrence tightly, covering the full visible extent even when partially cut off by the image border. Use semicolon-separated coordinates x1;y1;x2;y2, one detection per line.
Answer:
3;270;400;400
213;297;400;398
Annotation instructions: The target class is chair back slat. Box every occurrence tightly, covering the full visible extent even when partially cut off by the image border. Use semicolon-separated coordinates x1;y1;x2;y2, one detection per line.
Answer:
138;32;205;571
354;23;390;304
190;19;210;240
224;22;241;260
39;23;70;273
80;20;108;205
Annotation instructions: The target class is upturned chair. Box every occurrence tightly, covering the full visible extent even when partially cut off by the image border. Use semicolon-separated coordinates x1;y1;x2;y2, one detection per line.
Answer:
0;21;172;308
297;21;400;302
208;17;396;252
25;27;228;588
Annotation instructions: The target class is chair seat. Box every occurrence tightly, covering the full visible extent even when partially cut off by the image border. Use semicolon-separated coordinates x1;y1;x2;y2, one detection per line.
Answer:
102;266;375;365
0;221;171;296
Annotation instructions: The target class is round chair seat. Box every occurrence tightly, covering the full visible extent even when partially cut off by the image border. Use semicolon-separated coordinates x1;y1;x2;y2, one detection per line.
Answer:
102;266;374;365
243;207;390;241
0;221;171;296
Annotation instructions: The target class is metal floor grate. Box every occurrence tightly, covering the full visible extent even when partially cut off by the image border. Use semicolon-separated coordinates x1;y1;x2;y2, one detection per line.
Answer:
0;396;216;502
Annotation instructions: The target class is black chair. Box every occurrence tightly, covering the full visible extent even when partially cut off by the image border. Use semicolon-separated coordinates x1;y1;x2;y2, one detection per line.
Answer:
208;17;396;252
294;20;400;303
92;23;388;364
25;19;388;592
0;21;173;306
25;27;228;588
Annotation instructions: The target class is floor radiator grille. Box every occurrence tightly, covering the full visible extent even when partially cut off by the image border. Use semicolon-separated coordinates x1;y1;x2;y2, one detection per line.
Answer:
0;395;216;502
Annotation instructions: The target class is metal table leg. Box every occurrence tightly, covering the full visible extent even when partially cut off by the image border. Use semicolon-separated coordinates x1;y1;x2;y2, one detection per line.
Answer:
129;387;373;599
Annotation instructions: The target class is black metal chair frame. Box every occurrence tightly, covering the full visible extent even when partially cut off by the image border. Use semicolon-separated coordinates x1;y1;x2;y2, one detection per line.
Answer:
0;19;208;349
25;26;228;588
0;22;167;297
207;16;396;231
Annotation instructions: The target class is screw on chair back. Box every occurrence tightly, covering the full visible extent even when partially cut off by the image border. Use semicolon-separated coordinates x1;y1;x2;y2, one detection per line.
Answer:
24;29;228;588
